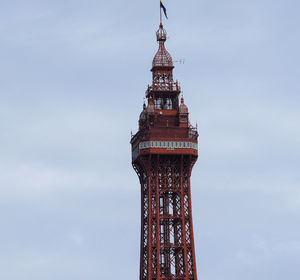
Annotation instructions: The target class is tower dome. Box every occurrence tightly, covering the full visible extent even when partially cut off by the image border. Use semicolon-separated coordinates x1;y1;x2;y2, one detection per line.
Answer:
146;95;155;114
139;103;147;121
179;96;189;114
152;24;173;68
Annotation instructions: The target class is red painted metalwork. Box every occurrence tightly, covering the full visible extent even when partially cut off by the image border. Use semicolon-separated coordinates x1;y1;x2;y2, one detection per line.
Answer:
131;22;198;280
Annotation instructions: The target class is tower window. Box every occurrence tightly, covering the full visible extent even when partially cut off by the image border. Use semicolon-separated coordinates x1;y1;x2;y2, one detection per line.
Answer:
164;98;172;110
155;98;162;109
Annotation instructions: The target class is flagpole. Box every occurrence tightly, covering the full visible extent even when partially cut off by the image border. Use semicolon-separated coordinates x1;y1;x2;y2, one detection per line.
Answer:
160;3;162;25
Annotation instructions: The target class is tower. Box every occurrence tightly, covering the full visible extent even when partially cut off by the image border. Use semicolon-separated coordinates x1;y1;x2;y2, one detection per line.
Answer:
131;21;198;280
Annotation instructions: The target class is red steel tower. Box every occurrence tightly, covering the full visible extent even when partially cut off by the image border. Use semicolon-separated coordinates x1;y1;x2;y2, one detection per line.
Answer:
131;20;198;280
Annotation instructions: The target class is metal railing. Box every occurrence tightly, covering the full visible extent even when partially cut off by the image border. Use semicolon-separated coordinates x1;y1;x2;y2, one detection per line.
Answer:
146;81;181;94
131;126;198;144
188;126;198;140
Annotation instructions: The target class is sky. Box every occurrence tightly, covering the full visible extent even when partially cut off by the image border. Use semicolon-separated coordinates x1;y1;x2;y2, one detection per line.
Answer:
0;0;299;279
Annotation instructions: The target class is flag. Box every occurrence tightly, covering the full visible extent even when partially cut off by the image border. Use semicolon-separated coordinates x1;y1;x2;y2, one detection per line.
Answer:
160;0;168;19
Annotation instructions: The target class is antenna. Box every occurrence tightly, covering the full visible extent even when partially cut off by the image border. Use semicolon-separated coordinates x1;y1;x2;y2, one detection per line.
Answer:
174;59;185;64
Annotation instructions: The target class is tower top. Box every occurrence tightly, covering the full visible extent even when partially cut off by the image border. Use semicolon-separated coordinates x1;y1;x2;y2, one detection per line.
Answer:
152;24;173;70
131;6;198;161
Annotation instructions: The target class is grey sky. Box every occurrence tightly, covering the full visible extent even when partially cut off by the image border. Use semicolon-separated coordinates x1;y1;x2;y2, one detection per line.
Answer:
0;0;299;279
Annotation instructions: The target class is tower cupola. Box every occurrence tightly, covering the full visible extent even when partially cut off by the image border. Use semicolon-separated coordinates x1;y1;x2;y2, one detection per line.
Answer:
179;96;189;114
152;24;173;69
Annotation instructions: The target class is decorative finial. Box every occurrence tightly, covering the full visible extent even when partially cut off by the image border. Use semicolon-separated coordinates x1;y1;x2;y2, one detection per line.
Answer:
179;95;188;114
148;95;154;105
181;95;184;104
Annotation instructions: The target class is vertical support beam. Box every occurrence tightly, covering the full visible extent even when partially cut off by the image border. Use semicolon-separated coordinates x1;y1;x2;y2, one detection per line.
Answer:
147;157;152;280
155;155;161;280
187;156;198;280
180;155;189;279
140;172;144;280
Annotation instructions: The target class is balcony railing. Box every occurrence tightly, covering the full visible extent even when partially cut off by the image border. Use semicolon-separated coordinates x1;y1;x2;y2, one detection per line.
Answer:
146;81;181;94
131;126;198;144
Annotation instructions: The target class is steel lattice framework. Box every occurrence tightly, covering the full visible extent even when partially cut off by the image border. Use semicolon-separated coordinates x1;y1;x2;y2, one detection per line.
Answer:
131;23;198;280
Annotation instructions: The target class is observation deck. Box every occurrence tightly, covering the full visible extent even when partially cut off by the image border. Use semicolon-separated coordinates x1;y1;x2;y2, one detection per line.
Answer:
131;126;198;162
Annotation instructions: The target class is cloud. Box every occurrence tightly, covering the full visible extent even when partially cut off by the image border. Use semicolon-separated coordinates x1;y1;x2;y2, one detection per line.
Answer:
68;232;83;247
0;1;299;279
0;100;136;200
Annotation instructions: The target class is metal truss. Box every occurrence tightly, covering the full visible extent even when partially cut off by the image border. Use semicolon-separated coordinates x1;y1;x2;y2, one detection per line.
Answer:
133;155;198;280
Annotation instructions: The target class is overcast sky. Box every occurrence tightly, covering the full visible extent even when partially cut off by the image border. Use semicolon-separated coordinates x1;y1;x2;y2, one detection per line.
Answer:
0;0;299;279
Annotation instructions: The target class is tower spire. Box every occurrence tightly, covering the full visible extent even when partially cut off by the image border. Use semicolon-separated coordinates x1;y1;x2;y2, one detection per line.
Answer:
152;24;173;70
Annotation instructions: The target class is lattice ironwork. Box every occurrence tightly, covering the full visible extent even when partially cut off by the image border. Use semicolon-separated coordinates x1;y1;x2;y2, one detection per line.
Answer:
133;155;198;280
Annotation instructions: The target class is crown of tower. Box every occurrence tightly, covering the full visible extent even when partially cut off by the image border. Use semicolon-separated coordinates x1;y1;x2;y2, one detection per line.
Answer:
152;24;173;69
131;9;199;165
